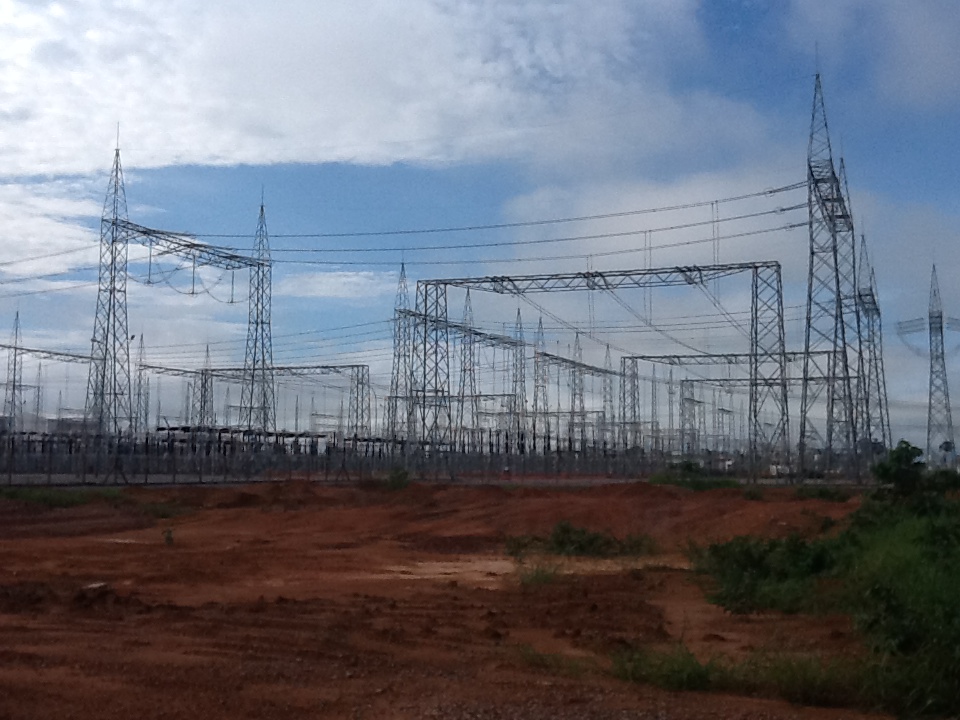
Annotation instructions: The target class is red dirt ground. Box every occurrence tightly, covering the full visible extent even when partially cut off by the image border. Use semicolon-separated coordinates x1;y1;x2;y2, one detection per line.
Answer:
0;481;885;719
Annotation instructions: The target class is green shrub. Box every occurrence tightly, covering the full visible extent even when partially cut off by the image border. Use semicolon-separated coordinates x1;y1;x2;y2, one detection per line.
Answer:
518;563;559;586
0;486;123;508
383;466;410;491
613;645;714;691
507;521;657;559
794;486;851;502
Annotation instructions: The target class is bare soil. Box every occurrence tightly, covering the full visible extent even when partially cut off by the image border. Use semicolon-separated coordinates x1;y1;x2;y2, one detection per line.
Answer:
0;480;885;719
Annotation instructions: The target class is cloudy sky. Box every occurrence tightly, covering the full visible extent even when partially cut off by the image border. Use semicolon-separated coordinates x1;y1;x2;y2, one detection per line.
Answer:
1;0;958;442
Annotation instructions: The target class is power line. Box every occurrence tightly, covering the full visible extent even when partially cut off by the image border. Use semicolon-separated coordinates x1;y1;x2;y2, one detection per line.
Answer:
183;182;805;240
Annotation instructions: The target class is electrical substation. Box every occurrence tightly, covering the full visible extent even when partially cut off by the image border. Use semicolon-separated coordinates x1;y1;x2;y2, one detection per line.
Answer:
0;76;912;484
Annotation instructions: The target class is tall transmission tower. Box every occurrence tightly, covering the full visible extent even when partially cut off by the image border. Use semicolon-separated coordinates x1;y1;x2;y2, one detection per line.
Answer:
240;202;275;432
192;345;214;428
799;75;863;476
86;145;133;434
33;360;43;427
927;265;955;467
511;309;526;452
532;317;549;451
387;263;413;441
602;345;615;447
570;333;585;450
454;290;479;451
134;335;149;434
4;311;22;432
857;238;891;450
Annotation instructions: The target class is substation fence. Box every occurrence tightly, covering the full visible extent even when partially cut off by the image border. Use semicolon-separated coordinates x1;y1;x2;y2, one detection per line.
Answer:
0;429;777;487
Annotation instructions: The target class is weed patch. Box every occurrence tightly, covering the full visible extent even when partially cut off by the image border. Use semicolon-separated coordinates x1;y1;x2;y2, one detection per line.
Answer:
693;442;960;715
794;486;851;502
0;486;124;509
506;521;657;559
518;563;560;587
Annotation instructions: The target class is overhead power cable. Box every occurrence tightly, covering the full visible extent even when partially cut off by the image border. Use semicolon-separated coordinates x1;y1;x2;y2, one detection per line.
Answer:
183;182;805;240
269;222;806;267
238;204;804;255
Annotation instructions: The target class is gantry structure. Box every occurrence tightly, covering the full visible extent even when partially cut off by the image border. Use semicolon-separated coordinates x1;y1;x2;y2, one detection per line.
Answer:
85;146;274;435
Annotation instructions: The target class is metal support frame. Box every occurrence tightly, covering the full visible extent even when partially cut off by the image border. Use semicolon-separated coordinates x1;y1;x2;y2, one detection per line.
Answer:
799;75;865;477
927;266;955;467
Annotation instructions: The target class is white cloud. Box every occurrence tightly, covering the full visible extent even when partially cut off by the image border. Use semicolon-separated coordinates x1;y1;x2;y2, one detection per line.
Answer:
0;0;714;175
786;0;960;109
275;270;396;300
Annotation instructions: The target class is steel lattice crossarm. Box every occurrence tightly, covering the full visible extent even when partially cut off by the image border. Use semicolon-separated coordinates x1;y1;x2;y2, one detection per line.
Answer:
397;309;617;377
623;351;813;367
0;343;91;364
435;261;779;294
141;362;371;436
114;219;262;270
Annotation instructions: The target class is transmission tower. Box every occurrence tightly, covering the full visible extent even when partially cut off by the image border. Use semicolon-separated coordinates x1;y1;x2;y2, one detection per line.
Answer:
411;281;452;447
134;335;149;434
4;311;22;432
239;202;275;433
532;317;549;451
455;290;479;451
33;360;43;428
192;345;214;428
511;309;526;452
602;345;615;447
927;265;955;467
570;333;585;450
86;146;133;435
387;263;413;441
857;237;891;450
799;75;863;476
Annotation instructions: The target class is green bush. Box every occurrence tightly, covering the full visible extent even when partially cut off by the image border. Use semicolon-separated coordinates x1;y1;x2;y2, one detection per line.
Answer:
695;443;960;716
383;466;410;491
0;486;123;508
507;521;657;559
794;486;851;502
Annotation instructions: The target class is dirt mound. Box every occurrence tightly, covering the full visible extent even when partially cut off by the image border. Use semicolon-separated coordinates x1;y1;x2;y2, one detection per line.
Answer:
0;500;152;539
0;580;146;615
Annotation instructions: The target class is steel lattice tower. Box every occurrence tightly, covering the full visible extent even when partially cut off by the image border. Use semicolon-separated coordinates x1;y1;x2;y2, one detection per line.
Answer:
454;290;479;451
570;333;585;449
927;265;955;467
134;335;149;434
602;345;615;447
86;146;133;435
412;281;452;446
387;263;413;441
858;238;891;451
5;311;22;432
619;357;640;449
192;345;214;428
511;309;526;452
239;202;275;432
532;317;549;451
33;361;43;427
799;75;862;475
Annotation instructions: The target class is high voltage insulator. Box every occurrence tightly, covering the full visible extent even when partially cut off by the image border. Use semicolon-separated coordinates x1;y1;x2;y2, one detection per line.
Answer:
927;265;955;468
799;74;865;478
